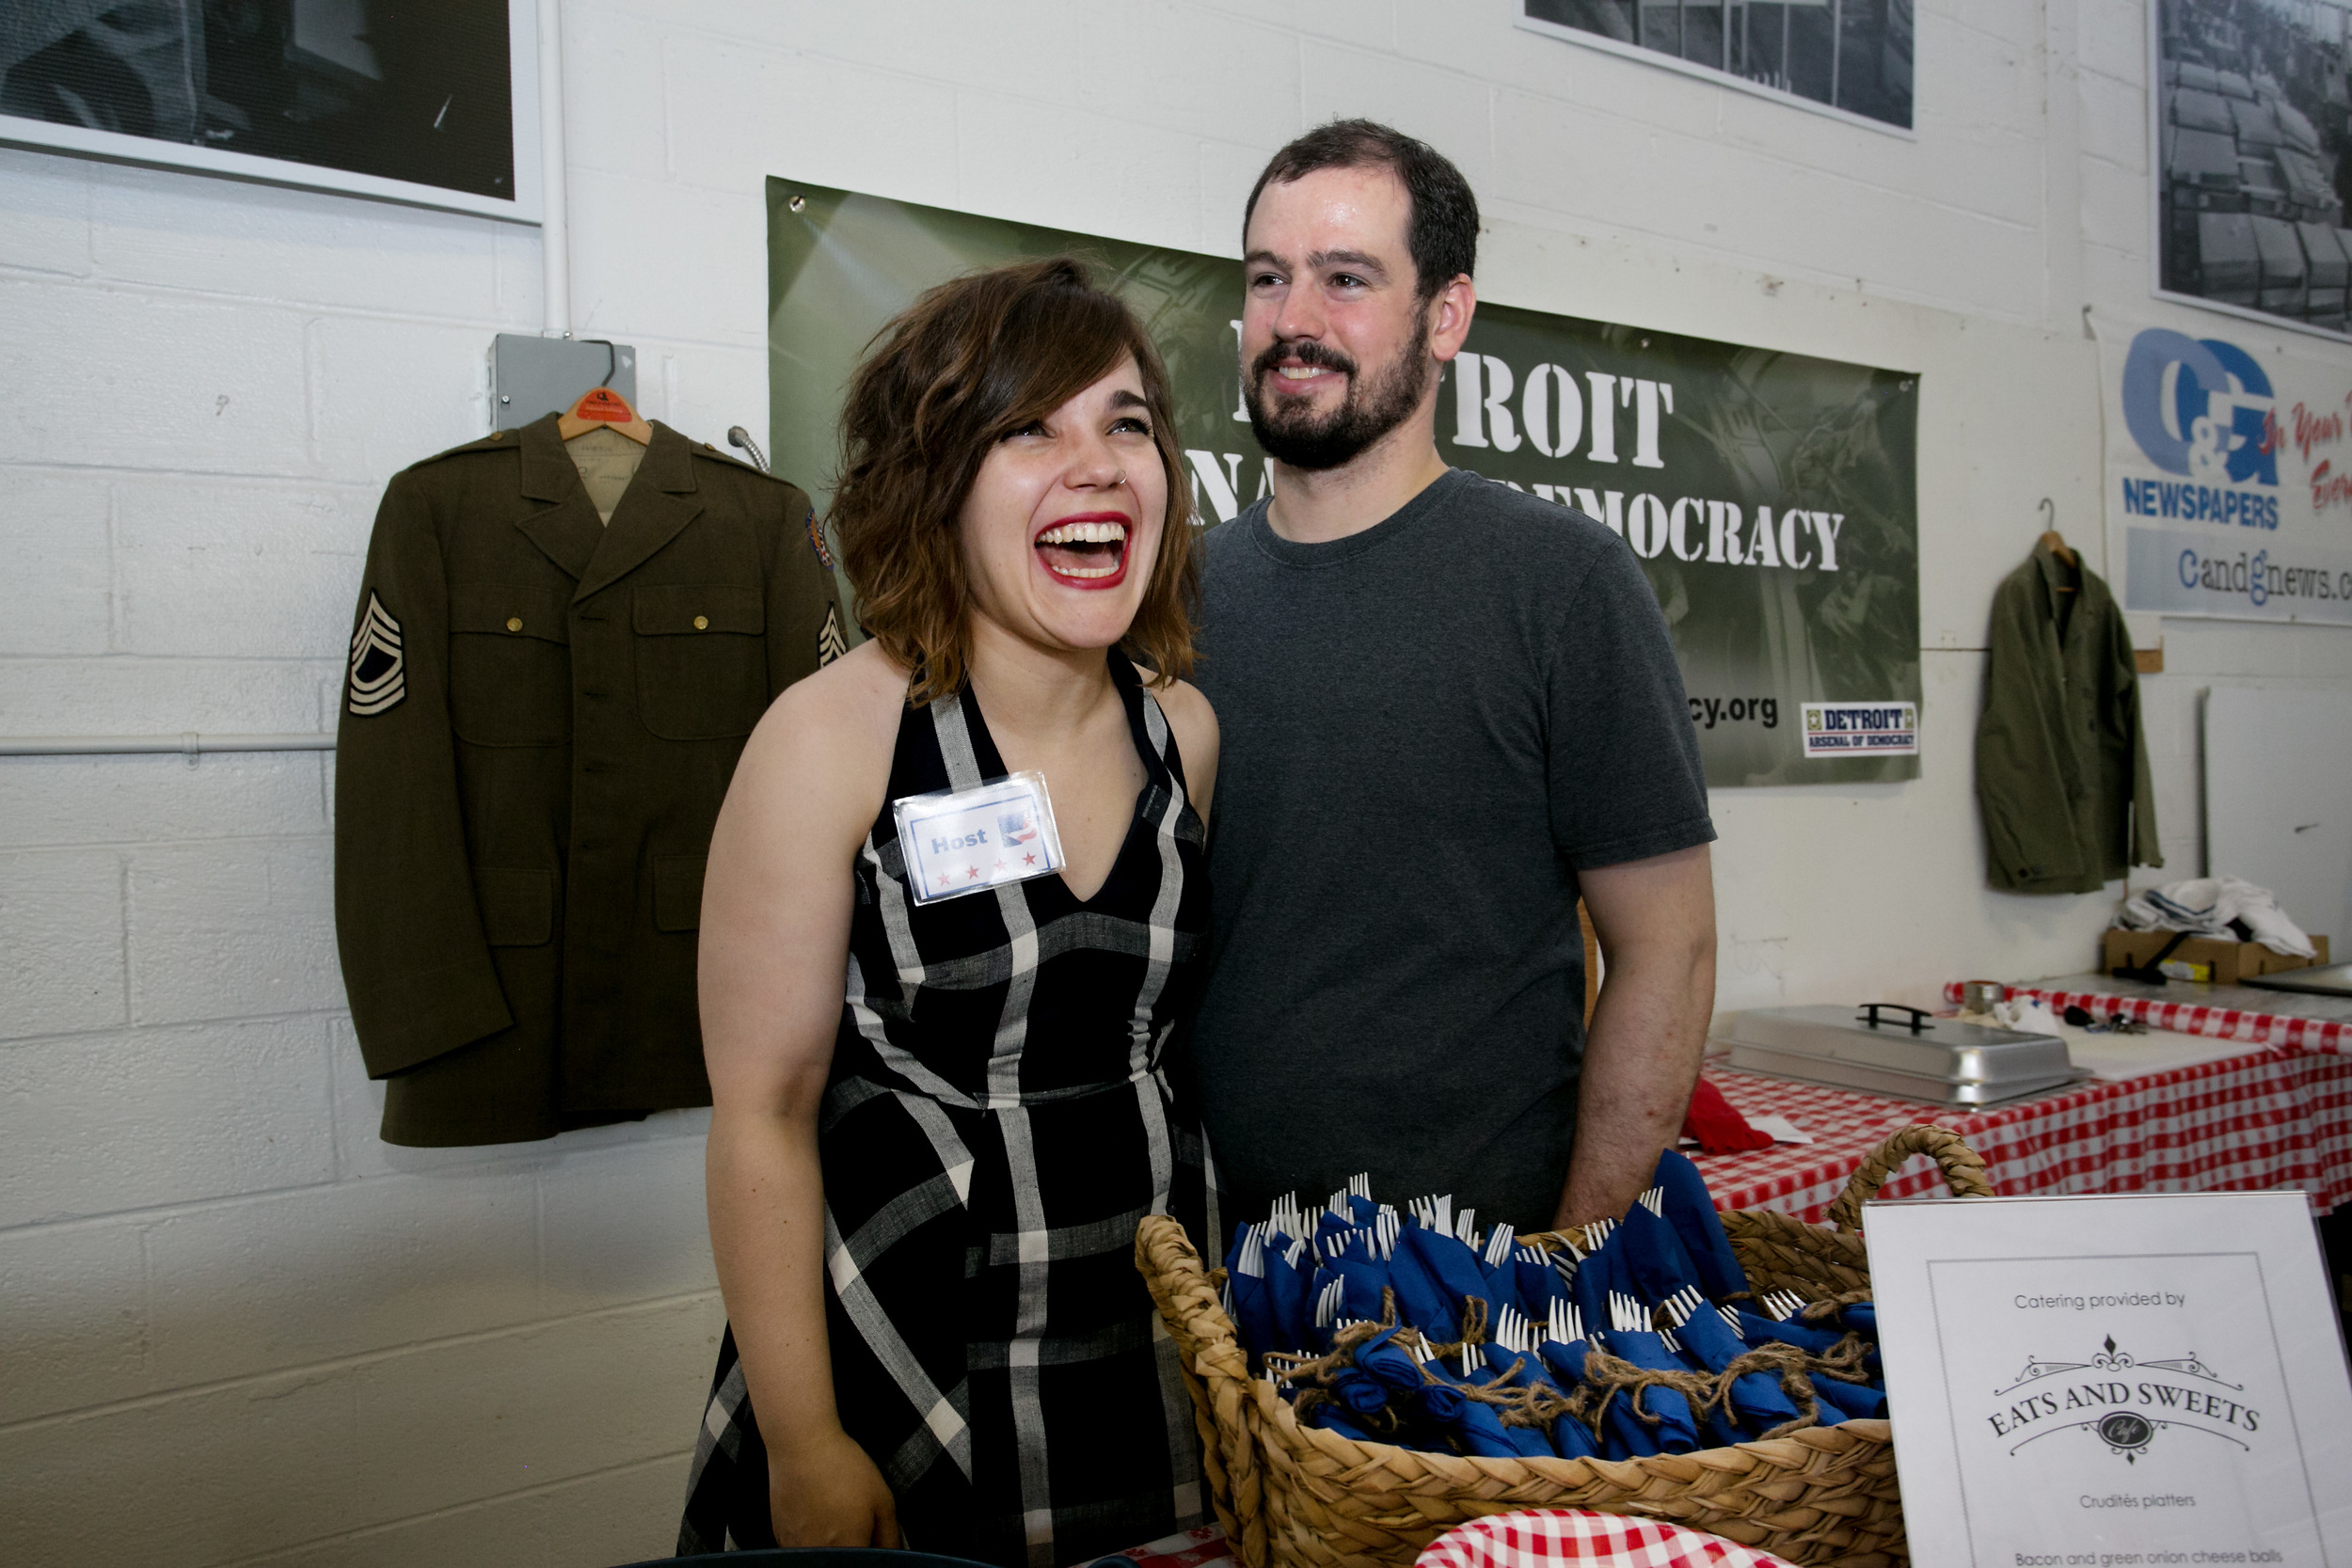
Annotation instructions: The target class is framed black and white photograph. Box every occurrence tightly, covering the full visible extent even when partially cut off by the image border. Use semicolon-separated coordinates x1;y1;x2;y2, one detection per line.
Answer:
0;0;540;221
1517;1;1915;134
2153;0;2352;340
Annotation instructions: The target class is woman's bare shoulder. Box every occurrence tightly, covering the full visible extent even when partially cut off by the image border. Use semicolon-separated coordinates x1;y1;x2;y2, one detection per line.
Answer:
737;641;907;814
1150;676;1217;747
1148;676;1219;818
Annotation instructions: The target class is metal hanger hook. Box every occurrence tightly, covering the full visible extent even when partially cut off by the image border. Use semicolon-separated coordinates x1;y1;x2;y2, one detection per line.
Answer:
2039;497;2055;528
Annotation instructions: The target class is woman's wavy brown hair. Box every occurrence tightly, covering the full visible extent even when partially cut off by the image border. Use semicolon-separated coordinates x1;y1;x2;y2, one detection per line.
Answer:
832;256;1199;705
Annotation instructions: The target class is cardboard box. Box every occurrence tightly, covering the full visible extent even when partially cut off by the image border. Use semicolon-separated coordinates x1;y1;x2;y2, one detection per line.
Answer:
2101;928;2330;985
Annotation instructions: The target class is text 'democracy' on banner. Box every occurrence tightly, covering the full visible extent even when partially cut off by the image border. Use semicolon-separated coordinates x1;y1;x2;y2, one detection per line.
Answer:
769;179;1921;786
2100;316;2352;626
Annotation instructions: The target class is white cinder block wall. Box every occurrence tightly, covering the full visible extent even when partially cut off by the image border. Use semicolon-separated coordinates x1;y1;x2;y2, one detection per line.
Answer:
2;3;2345;1564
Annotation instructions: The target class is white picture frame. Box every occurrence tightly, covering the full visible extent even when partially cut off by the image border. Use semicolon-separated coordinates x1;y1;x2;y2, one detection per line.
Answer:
0;0;542;224
2147;0;2352;344
1514;0;1916;140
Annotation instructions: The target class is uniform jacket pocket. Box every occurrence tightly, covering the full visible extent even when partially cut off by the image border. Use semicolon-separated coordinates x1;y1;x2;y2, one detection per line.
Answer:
450;583;573;747
634;583;767;741
474;866;554;946
653;853;707;932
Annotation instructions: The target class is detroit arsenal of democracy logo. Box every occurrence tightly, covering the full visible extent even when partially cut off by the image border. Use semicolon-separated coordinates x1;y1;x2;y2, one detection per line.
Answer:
1984;1335;2257;1464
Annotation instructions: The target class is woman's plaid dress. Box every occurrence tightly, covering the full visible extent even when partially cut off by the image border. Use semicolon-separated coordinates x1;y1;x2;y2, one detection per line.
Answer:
679;651;1216;1566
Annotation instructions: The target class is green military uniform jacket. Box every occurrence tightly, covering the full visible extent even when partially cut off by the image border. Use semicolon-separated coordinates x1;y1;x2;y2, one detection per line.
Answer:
334;415;844;1146
1975;541;2161;894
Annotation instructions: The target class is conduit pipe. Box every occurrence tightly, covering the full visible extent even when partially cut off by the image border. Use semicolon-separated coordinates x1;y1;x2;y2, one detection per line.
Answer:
537;0;570;338
0;734;336;758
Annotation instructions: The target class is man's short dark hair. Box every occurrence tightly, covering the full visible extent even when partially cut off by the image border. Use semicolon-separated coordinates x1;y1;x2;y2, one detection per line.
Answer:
1243;119;1479;302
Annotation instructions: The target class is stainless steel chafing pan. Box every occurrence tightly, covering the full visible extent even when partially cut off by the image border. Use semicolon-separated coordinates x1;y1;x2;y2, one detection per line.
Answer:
1720;1003;2084;1107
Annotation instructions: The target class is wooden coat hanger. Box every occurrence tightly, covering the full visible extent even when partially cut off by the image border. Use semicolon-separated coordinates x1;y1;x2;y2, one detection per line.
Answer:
2038;498;2077;589
555;341;652;445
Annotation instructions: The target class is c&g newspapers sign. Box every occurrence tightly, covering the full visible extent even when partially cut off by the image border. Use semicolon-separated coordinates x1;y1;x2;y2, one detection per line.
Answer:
2103;322;2352;626
769;179;1922;786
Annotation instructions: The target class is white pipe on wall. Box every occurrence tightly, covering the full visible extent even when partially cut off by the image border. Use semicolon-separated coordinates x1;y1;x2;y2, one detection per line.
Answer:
537;0;571;338
0;735;337;758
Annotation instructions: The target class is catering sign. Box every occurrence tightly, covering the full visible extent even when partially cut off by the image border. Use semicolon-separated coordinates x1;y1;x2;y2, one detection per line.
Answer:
770;178;1922;786
1866;1192;2352;1568
2100;318;2352;626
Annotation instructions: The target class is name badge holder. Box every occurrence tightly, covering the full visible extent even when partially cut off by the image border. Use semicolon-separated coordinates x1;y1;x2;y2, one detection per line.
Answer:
894;770;1066;906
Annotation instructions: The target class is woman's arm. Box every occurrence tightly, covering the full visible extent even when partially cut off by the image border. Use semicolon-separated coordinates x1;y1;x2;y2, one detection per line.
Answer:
700;647;902;1545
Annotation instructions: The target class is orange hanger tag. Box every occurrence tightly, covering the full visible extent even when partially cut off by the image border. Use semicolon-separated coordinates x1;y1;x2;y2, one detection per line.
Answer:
571;387;636;422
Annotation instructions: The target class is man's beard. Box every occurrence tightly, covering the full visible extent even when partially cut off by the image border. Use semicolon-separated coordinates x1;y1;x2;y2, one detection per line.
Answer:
1242;302;1436;472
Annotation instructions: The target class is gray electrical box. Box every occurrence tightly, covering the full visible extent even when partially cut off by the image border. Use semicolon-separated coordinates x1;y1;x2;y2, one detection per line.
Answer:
491;335;639;433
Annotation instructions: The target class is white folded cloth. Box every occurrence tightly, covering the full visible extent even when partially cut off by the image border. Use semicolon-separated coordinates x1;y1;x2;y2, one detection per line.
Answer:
2115;876;2316;958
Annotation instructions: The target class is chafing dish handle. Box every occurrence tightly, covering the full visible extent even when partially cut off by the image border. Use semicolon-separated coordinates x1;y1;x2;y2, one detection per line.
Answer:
1856;1003;1932;1034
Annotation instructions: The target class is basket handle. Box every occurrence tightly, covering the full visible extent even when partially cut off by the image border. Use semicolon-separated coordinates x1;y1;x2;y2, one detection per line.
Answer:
1825;1124;1993;1232
1134;1215;1268;1568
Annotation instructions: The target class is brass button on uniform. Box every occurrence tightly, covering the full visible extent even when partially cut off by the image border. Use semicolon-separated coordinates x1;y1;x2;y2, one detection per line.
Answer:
692;615;709;630
506;616;523;632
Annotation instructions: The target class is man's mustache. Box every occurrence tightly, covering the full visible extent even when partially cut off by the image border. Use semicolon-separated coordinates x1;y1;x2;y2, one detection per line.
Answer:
1250;338;1359;382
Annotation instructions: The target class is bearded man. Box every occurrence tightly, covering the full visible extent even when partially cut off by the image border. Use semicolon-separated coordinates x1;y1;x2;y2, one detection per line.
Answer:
1187;120;1720;1234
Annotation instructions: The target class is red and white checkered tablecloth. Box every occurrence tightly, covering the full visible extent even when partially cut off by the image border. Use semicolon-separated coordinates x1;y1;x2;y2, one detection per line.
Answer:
1418;1511;1798;1568
1936;979;2351;1055
1693;1045;2352;1222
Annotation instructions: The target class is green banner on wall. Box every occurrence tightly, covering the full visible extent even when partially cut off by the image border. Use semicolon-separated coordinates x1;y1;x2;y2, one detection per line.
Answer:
769;178;1920;786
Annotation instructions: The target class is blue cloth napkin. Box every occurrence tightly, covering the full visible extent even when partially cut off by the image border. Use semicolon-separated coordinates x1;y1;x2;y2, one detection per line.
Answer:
1305;1402;1380;1443
1651;1148;1751;1302
1478;1254;1528;1321
1673;1300;1824;1435
1352;1326;1426;1397
1513;1248;1572;1314
1827;1302;1878;1338
1533;1334;1604;1460
1593;1328;1705;1456
1733;1307;1844;1355
1566;1230;1632;1343
1263;1237;1315;1354
1347;1325;1518;1457
1381;1227;1458;1338
1613;1201;1707;1307
1322;1236;1394;1326
1223;1225;1278;1364
1324;1364;1396;1423
1477;1344;1571;1466
1811;1374;1887;1420
1398;1224;1496;1339
1462;1351;1556;1459
1736;1308;1882;1377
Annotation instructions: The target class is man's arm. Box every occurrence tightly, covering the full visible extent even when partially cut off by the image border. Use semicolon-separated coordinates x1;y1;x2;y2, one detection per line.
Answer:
1550;843;1716;1229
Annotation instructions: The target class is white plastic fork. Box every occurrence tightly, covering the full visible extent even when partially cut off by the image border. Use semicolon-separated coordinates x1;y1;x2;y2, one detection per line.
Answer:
1484;1223;1517;1268
1637;1185;1666;1217
1548;1299;1583;1345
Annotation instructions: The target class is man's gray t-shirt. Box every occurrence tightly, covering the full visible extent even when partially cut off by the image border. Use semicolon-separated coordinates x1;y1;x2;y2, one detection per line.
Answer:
1188;468;1714;1231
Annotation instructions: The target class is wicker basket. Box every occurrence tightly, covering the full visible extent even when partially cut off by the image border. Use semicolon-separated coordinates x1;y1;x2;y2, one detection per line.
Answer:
1135;1125;1994;1568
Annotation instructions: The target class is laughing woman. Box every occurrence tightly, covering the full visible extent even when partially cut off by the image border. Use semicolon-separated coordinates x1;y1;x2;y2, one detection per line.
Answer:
676;259;1219;1566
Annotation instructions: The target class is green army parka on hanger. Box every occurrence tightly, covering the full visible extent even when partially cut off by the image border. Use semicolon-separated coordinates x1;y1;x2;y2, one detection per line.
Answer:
1975;539;2161;895
334;415;843;1146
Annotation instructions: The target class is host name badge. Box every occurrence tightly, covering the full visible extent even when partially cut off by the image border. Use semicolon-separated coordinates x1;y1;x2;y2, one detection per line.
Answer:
894;771;1065;906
